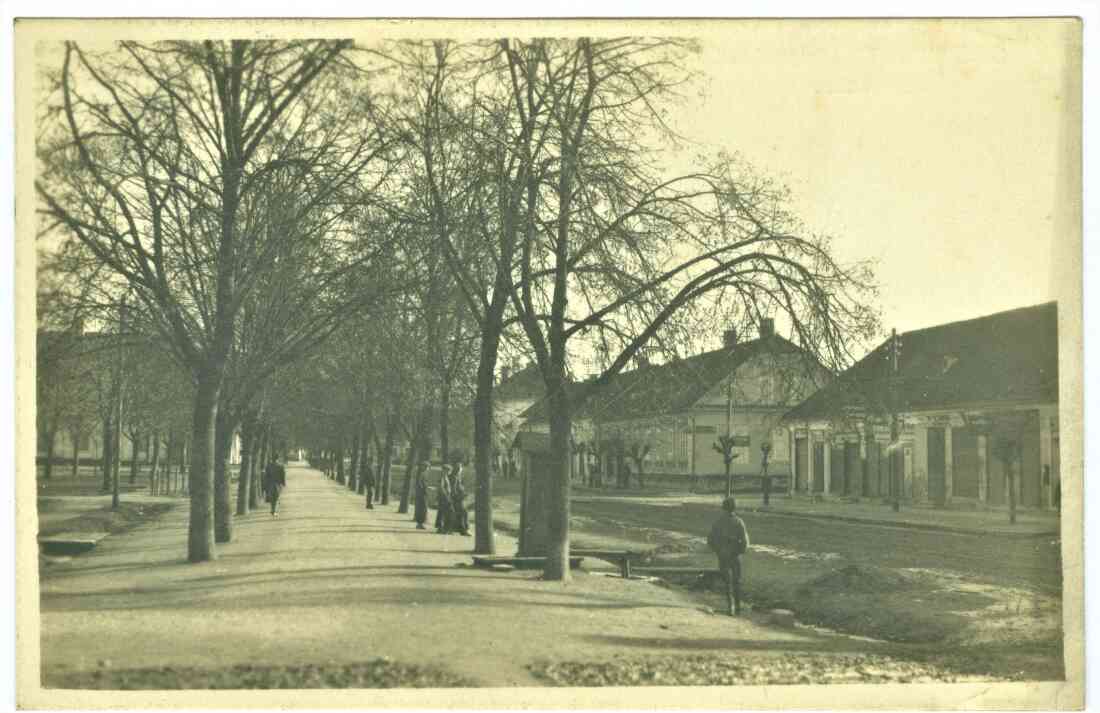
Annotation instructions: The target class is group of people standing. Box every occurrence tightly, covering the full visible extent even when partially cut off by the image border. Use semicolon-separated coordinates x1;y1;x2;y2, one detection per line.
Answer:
413;460;470;535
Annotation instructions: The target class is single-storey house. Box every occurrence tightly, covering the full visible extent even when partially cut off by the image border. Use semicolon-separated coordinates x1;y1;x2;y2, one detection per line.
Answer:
520;319;832;490
782;302;1060;510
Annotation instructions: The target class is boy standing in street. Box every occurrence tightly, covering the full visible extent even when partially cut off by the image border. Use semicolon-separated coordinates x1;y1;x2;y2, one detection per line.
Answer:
707;496;750;616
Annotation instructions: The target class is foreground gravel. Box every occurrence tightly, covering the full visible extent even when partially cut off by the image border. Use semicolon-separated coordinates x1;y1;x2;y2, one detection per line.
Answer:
529;654;1001;687
44;659;475;689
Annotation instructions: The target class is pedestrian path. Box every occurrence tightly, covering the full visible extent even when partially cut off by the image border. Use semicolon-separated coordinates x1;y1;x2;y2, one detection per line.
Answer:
39;465;881;687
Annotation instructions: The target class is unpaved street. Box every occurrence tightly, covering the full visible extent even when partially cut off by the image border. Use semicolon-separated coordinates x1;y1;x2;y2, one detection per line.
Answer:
38;464;947;688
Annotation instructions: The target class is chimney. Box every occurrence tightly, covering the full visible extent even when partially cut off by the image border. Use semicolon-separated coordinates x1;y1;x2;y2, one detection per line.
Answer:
501;365;512;383
723;328;738;349
635;353;651;369
759;318;775;339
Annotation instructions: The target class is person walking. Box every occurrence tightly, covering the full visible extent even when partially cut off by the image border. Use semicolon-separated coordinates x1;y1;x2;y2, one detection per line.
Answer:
435;464;453;534
450;460;470;536
263;454;287;517
707;496;750;616
413;460;430;529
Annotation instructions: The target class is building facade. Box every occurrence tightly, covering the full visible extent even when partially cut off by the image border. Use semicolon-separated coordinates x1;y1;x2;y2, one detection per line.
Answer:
521;319;832;489
782;302;1060;510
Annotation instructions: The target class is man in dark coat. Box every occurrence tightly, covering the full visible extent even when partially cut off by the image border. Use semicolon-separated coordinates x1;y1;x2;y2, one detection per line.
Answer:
707;496;750;616
450;461;470;536
435;465;453;533
263;455;287;517
363;457;376;510
413;460;430;529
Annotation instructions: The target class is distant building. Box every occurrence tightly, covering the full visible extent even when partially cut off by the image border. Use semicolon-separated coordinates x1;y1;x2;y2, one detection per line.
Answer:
426;362;546;469
520;319;832;489
782;302;1060;510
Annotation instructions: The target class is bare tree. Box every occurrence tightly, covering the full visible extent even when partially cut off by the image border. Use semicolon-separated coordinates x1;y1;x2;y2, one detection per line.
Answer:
499;38;878;581
37;40;397;560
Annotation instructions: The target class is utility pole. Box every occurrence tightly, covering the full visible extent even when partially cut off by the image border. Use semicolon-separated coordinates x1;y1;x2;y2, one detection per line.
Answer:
760;441;772;507
889;328;902;513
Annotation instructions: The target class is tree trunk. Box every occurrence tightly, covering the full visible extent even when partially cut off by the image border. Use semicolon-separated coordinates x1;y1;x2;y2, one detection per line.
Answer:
182;436;191;495
111;412;122;509
472;324;502;555
188;374;220;563
129;430;141;483
70;428;79;479
357;424;370;495
543;364;573;582
164;429;175;494
257;425;270;492
236;418;253;516
213;409;236;542
101;416;113;492
380;422;395;505
150;431;161;494
44;427;57;480
247;421;262;510
349;428;361;493
399;432;417;515
439;387;450;463
335;438;345;485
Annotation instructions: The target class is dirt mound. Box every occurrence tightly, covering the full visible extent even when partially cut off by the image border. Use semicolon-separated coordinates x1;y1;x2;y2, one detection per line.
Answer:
799;564;918;595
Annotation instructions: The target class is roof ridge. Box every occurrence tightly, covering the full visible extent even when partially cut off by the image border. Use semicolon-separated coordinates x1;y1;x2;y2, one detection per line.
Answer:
896;301;1056;339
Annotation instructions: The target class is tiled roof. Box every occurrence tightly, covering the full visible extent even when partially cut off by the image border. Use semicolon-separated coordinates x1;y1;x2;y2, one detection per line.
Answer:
783;302;1058;422
522;335;806;424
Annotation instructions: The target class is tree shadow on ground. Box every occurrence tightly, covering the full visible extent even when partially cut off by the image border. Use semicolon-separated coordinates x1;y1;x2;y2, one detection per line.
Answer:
41;574;701;614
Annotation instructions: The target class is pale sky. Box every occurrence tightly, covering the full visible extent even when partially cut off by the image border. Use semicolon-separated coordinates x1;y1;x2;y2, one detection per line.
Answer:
26;19;1082;344
675;19;1080;335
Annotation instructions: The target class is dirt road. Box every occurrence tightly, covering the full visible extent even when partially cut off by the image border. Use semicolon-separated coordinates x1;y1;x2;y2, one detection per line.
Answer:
40;464;908;688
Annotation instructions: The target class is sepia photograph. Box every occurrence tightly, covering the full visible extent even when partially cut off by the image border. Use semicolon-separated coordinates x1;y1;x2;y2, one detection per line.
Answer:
12;13;1085;709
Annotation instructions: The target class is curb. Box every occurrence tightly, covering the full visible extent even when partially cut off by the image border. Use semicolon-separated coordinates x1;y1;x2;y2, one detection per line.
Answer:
743;506;1059;539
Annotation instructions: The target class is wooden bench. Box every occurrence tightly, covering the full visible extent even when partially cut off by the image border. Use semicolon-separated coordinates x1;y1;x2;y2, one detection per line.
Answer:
38;531;109;556
471;555;584;570
571;549;645;578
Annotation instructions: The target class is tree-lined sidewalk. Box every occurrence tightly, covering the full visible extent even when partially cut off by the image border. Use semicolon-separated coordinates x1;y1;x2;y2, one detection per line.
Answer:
39;464;917;688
